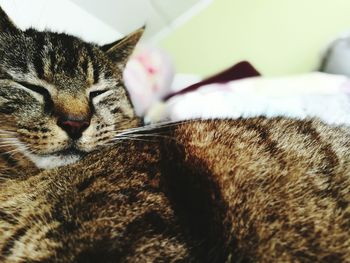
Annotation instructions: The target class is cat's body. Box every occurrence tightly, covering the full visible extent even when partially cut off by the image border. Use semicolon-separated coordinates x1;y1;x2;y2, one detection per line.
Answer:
0;6;350;263
1;118;350;262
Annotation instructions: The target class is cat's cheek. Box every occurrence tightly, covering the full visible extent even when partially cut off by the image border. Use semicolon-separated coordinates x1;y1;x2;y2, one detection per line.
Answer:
45;126;71;151
95;107;115;125
26;125;70;154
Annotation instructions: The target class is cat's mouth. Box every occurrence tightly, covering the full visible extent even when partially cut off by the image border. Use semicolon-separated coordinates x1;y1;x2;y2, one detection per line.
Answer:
50;146;87;158
34;141;87;158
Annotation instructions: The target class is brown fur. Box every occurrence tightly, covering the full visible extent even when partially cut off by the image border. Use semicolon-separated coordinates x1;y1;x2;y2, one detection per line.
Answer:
0;9;142;171
1;118;350;262
0;6;350;263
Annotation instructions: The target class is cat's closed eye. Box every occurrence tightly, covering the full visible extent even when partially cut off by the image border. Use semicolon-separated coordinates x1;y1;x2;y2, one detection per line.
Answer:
17;82;53;111
18;82;51;99
89;89;109;100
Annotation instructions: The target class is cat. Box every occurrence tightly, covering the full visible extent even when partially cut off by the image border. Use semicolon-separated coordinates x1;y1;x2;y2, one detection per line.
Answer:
0;6;350;263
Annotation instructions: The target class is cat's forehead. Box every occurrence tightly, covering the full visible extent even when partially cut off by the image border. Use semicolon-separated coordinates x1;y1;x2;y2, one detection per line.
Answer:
0;29;118;92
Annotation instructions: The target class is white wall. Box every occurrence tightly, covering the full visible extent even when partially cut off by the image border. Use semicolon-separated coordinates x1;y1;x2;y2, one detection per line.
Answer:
0;0;123;44
0;0;212;44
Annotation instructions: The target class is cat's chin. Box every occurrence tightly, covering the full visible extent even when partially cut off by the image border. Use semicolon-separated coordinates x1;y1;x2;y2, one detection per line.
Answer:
24;148;86;169
27;153;82;169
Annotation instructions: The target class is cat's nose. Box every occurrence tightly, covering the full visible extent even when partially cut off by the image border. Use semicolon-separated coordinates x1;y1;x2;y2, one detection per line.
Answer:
57;118;90;140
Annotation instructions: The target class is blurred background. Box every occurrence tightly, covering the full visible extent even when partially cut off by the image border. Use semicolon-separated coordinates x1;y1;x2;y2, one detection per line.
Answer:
1;0;350;77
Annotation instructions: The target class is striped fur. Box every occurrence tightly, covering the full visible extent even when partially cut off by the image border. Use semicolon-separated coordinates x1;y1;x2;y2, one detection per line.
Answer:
0;8;142;171
0;6;350;263
1;118;350;262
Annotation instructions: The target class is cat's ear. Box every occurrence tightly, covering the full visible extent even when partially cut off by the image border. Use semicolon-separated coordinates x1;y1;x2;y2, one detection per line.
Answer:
101;26;145;69
0;7;20;33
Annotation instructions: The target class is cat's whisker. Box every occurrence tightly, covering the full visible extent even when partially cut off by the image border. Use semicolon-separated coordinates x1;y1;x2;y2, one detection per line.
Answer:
0;139;20;145
112;129;164;138
0;142;20;150
113;134;172;141
107;120;183;136
111;136;158;143
0;137;34;157
0;174;12;180
0;135;14;139
110;129;175;142
0;137;18;141
3;149;21;155
0;129;16;134
0;144;25;157
0;135;17;139
0;138;13;142
0;134;16;138
0;144;17;148
0;138;18;145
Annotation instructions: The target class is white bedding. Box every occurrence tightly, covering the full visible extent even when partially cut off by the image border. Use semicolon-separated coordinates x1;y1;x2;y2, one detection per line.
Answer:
145;73;350;126
124;47;350;127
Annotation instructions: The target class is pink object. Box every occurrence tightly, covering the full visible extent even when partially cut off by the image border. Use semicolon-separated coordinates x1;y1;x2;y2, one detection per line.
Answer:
123;46;175;116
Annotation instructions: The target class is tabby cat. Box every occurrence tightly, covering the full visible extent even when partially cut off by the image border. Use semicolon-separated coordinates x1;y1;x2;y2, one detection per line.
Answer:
0;7;349;263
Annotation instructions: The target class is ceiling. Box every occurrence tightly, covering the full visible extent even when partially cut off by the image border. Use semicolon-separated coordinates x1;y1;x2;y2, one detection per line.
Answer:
70;0;213;41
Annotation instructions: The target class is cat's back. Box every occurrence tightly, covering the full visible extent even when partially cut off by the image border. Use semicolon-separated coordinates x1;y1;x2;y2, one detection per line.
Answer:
166;117;350;262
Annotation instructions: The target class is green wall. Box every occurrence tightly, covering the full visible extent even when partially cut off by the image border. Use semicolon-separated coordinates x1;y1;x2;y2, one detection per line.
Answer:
161;0;350;77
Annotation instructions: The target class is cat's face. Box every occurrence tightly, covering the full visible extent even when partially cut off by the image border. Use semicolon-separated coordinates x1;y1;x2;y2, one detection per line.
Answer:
0;8;143;169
